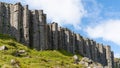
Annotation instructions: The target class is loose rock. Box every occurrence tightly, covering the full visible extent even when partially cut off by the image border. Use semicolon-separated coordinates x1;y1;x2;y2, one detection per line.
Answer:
73;55;79;64
0;45;8;50
10;59;20;68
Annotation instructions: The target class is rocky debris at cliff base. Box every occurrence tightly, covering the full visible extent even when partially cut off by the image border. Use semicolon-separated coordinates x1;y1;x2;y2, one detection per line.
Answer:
79;57;92;67
79;57;103;68
0;45;8;50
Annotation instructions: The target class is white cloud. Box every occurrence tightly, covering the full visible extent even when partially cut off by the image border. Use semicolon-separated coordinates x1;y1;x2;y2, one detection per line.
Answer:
86;19;120;45
24;0;86;29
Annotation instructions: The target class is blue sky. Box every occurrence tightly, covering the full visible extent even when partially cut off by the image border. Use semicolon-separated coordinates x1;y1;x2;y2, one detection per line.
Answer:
0;0;120;58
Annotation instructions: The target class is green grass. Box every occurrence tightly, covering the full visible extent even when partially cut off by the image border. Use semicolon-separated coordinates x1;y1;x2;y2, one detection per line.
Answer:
0;34;84;68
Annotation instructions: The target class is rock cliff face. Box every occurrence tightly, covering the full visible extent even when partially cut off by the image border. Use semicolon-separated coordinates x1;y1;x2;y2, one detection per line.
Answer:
0;2;115;68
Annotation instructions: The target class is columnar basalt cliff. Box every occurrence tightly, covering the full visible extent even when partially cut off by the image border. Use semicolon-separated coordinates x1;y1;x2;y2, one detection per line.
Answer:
0;2;115;68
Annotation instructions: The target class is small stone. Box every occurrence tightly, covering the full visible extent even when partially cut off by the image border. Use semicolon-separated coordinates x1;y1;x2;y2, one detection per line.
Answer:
11;59;16;65
14;50;27;57
10;59;20;68
18;50;26;54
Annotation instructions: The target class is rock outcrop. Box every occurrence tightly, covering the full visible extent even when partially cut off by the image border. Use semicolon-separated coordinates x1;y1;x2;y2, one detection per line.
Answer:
0;2;115;68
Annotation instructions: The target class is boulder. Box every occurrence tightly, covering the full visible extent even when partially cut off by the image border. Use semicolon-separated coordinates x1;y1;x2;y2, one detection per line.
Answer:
11;59;16;65
79;57;93;67
80;57;104;68
73;55;79;64
0;45;8;50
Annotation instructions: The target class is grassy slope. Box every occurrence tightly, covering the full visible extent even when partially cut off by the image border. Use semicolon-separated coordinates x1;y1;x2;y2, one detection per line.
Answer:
0;34;83;68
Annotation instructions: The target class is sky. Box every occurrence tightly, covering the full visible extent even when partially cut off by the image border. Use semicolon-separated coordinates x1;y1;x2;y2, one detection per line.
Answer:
0;0;120;58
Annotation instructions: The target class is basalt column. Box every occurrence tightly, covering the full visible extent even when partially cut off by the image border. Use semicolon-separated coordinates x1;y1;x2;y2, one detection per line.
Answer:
70;32;75;54
58;27;64;50
111;51;114;68
103;45;107;65
97;44;106;65
105;46;113;68
96;43;102;63
64;28;71;53
89;40;96;61
9;4;14;36
31;10;40;50
0;2;4;33
3;3;10;34
76;34;84;56
84;38;91;58
46;24;52;49
38;10;47;50
94;42;99;62
0;2;10;34
10;3;22;41
23;5;30;46
51;22;58;50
